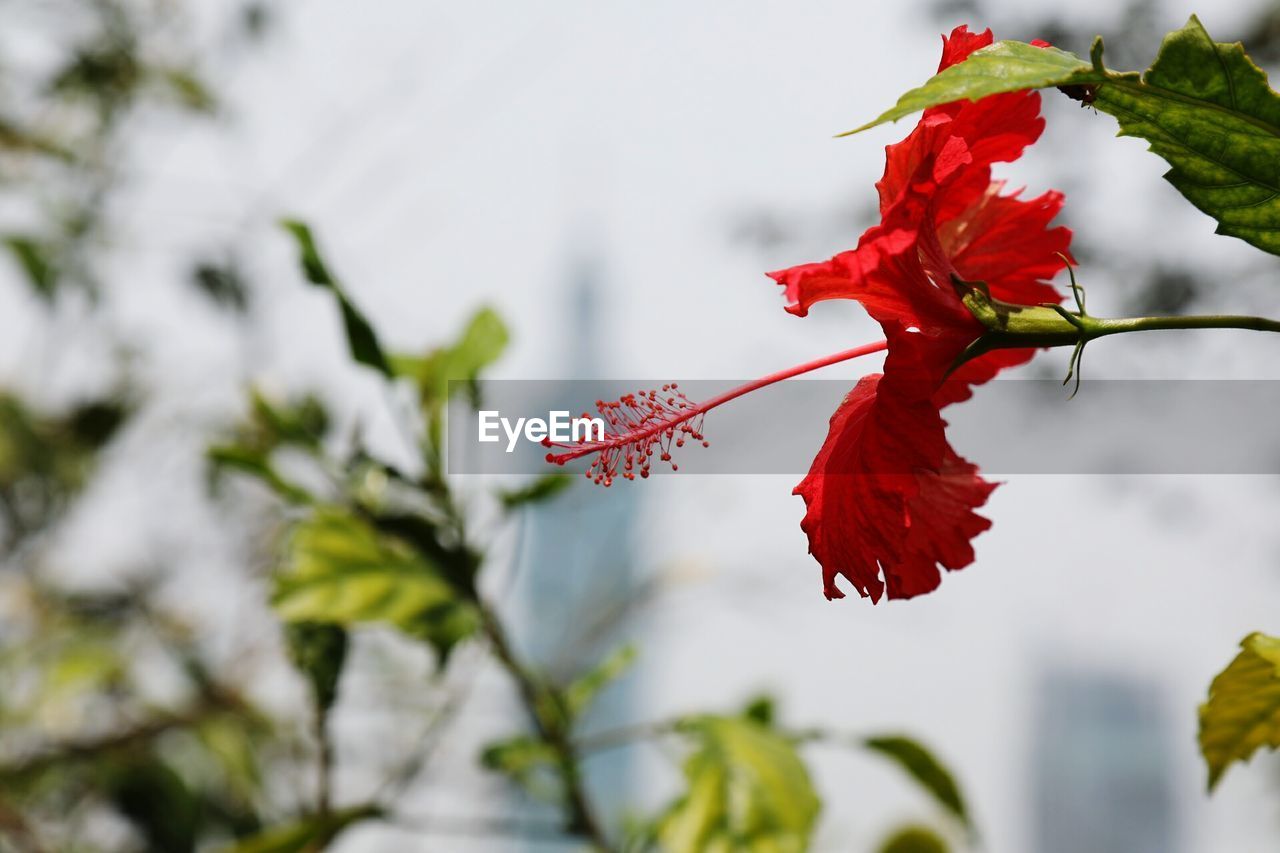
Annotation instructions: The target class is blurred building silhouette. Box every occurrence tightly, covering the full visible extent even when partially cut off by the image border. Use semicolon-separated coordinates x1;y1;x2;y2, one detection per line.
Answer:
1030;666;1180;853
511;249;642;830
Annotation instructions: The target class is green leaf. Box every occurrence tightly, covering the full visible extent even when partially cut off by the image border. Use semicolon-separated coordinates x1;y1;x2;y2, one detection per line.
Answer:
50;42;142;101
863;735;969;829
392;306;509;410
843;40;1100;135
103;756;200;853
498;473;574;510
850;17;1280;257
280;220;392;376
157;68;217;113
564;644;637;718
0;394;131;515
248;391;329;450
1091;16;1280;256
222;804;381;853
5;236;58;299
658;716;820;853
480;735;563;803
741;695;776;728
206;445;312;505
1199;631;1280;790
272;508;478;661
65;399;130;450
46;640;124;695
450;306;509;377
877;825;951;853
284;622;348;712
191;260;250;313
207;392;330;504
195;716;265;805
369;512;478;596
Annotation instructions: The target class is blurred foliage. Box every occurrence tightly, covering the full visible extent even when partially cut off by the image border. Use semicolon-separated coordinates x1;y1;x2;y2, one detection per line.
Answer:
0;0;227;301
1199;632;1280;790
0;3;288;851
0;575;275;851
1127;266;1200;316
498;471;575;510
564;644;637;719
207;390;330;504
1241;3;1280;65
0;392;129;547
223;804;382;853
245;223;974;851
389;305;510;410
281;221;393;376
191;258;252;315
273;508;479;663
0;0;990;848
877;825;950;853
862;736;969;830
481;735;564;804
656;714;821;853
3;238;58;300
0;166;982;850
284;622;348;714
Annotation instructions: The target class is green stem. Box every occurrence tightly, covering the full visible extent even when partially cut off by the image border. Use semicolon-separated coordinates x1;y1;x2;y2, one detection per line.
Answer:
958;283;1280;360
1087;314;1280;337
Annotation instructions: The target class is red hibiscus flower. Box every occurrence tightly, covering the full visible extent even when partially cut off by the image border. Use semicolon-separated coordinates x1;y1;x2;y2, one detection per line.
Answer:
766;25;1071;601
546;25;1071;603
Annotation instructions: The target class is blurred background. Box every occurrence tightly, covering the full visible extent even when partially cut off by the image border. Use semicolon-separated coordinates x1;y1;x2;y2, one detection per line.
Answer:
4;0;1280;850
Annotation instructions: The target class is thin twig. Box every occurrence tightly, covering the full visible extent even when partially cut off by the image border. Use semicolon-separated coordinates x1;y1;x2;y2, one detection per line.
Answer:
477;605;611;851
574;720;680;756
372;641;487;802
315;704;334;818
0;698;242;785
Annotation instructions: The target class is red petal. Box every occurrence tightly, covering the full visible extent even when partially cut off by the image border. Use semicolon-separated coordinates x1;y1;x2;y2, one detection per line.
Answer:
772;34;1066;322
779;26;1075;602
934;347;1037;408
795;343;997;602
939;181;1072;305
889;447;996;598
938;25;994;71
766;219;966;330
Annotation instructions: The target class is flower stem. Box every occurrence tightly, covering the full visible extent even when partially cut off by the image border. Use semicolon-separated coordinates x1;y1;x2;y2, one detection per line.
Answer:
1088;313;1280;337
959;281;1280;356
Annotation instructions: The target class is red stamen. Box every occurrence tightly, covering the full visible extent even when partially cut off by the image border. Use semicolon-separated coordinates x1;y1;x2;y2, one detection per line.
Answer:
545;340;889;486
